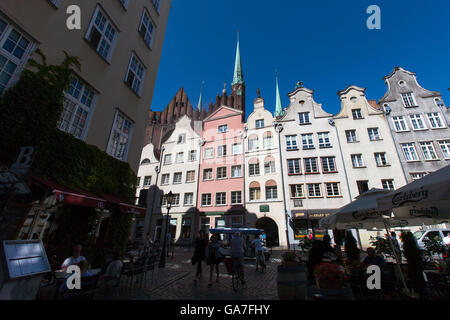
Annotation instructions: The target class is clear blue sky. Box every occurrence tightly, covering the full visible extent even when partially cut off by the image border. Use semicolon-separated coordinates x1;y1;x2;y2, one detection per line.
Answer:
150;0;450;117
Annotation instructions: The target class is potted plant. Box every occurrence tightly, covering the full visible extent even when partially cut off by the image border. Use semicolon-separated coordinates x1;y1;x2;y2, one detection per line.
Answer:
277;251;307;300
313;262;347;290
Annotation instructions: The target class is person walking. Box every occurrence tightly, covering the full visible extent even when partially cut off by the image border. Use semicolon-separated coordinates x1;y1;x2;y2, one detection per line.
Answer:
390;231;402;261
192;230;208;282
230;232;246;284
251;235;265;271
206;234;224;287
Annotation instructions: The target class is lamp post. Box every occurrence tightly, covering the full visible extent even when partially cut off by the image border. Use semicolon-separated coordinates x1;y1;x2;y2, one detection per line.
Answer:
159;191;174;268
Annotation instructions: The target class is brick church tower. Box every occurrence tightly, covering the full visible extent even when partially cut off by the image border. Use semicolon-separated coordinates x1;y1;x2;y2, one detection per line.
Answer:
144;36;246;149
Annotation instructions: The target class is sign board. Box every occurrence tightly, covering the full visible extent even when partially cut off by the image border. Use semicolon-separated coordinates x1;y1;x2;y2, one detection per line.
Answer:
2;240;50;279
294;212;331;219
10;146;38;175
259;205;269;213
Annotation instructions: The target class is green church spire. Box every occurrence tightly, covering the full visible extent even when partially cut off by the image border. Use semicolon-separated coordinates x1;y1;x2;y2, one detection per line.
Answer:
232;33;244;85
274;72;284;117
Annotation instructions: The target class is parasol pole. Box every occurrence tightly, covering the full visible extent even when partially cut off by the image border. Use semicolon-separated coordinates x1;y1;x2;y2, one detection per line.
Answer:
383;221;410;296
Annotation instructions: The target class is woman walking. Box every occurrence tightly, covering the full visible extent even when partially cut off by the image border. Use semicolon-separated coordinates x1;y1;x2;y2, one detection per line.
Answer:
192;230;208;282
206;233;224;287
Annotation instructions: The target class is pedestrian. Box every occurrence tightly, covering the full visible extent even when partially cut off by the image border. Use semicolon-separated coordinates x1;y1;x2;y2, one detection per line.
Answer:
251;235;265;271
321;234;338;263
192;230;208;282
207;234;224;287
230;232;246;284
363;247;385;269
307;239;323;284
61;244;86;271
390;231;402;261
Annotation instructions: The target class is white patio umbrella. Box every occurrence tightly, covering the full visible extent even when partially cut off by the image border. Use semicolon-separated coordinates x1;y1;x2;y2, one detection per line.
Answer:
376;164;450;223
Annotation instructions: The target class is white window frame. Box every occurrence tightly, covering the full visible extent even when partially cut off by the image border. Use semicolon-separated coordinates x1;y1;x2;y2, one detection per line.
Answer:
367;128;381;141
152;0;161;13
345;130;357;143
217;167;227;179
125;53;146;96
231;191;242;204
290;184;304;198
49;0;63;8
177;134;186;144
218;124;228;133
301;133;314;150
285;135;298;150
139;8;155;48
255;119;264;128
438;140;450;159
374;152;388;167
381;179;395;190
175;152;184;163
392;116;409;132
106;110;134;161
263;136;273;149
321;157;336;173
304;158;319;174
161;174;170;185
318;132;331;148
248;138;259;151
298;112;311;124
164;154;172;165
203;168;213;181
265;186;278;200
419;141;439;160
426;112;445;129
173;172;182;184
408;114;427;131
85;6;118;62
217;145;227;157
143;176;151;186
401;143;419;162
307;183;322;198
186;170;196;183
325;183;341;197
231;165;242;178
231;143;242;155
264;161;276;174
203;147;214;159
287;159;301;175
411;172;427;180
184;193;194;206
351;154;364;168
216;192;227;206
188;150;197;162
201;193;212;207
401;92;416;108
352;109;363;119
249;163;260;176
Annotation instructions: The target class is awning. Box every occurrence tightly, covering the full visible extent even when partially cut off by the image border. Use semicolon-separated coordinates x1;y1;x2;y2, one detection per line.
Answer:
33;177;106;209
101;193;146;216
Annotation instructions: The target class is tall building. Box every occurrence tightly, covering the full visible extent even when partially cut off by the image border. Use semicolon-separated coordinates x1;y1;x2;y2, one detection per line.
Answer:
278;84;352;244
378;67;450;182
334;85;407;198
244;95;286;246
0;0;171;171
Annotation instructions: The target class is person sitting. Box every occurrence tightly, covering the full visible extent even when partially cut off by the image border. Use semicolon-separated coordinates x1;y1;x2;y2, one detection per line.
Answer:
363;247;385;269
307;240;323;285
98;252;123;289
61;244;86;271
321;234;339;263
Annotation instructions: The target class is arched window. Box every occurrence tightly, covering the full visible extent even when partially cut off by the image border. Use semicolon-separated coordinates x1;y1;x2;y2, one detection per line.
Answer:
249;181;261;201
265;180;278;200
249;158;260;176
263;131;273;149
264;155;276;174
248;134;259;151
140;158;151;165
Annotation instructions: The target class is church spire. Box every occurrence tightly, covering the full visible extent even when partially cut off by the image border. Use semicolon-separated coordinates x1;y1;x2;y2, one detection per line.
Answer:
232;32;244;85
274;71;284;117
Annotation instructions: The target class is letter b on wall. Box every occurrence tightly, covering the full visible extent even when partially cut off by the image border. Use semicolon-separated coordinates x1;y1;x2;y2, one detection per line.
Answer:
366;5;381;30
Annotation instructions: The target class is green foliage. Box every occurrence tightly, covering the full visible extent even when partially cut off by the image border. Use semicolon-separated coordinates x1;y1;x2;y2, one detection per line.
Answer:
423;237;446;260
299;238;313;252
281;251;298;263
344;231;360;261
369;236;394;258
106;206;133;254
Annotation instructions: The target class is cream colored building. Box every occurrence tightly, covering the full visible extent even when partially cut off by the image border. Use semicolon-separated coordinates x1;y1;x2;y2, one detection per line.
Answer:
244;97;287;246
0;0;171;172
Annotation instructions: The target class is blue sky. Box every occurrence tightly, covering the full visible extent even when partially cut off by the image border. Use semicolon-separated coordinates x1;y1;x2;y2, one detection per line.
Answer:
150;0;450;118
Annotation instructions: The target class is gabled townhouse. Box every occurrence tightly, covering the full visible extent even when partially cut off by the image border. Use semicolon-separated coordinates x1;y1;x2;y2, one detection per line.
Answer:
378;67;450;182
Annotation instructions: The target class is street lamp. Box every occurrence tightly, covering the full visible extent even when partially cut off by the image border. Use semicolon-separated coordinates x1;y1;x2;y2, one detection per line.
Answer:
159;190;174;268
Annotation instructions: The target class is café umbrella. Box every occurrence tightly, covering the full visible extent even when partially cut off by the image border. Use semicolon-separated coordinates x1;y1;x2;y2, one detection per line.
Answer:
376;164;450;223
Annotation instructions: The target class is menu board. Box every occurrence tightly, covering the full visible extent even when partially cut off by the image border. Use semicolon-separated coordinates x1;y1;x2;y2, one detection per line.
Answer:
2;240;50;279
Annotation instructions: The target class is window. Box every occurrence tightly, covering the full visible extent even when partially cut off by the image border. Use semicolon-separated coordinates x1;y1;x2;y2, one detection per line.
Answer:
171;193;180;206
139;9;155;48
256;119;264;128
215;217;226;228
318;132;331;148
153;0;161;12
58;76;95;139
419;142;438;160
161;174;169;185
49;0;63;7
290;184;304;198
438;140;450;159
85;7;118;61
181;218;191;239
285;135;298;150
217;145;227;157
201;194;212;206
368;128;381;141
249;163;260;176
302;134;314;149
287;159;301;175
307;184;322;198
164;154;172;165
216;192;226;206
175;152;184;163
231;165;242;178
125;53;146;95
136;177;141;187
401;92;416;107
140;158;151;165
265;186;277;200
426;112;444;129
184;193;193;206
119;0;129;9
204;148;213;159
411;172;427;180
0;20;33;95
200;217;210;235
357;181;369;195
143;176;151;186
186;170;196;183
217;167;227;179
345;130;357;143
106;111;133;161
218;124;228;133
188;150;197;162
232;143;242;155
263;136;273;149
264;161;276;174
177;134;186;144
409;114;426;130
392;116;409;132
173;172;182;184
231;216;243;228
203;168;213;180
326;183;341;197
352;109;363;119
381;179;395;190
231;191;242;204
304;158;319;174
298;112;310;124
249;187;261;201
374;153;388;166
400;143;418;161
321;157;336;173
248;138;259;151
351;154;364;168
160;195;167;207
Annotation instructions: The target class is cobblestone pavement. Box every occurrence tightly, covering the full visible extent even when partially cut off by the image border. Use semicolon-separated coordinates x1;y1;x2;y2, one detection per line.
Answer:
100;247;282;300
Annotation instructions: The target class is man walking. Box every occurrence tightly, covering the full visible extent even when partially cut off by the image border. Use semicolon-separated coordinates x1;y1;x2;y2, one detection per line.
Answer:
230;232;246;284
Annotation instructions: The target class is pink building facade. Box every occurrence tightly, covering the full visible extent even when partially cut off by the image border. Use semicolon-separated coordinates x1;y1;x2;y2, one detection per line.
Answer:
196;106;246;235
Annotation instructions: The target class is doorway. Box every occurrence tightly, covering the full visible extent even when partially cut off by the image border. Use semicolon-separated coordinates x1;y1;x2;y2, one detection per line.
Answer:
255;217;279;246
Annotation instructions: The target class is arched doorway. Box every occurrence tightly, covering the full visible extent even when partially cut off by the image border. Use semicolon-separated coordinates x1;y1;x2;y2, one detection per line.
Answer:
255;217;279;247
